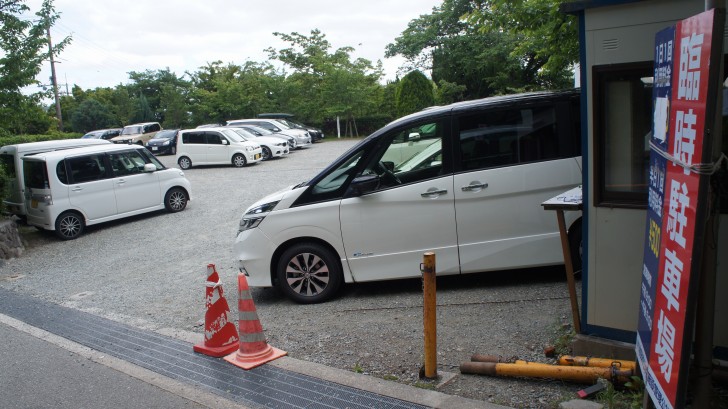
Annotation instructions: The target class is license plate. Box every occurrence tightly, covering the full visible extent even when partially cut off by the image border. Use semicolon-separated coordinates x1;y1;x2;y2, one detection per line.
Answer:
151;146;158;151
255;153;261;160
31;199;38;208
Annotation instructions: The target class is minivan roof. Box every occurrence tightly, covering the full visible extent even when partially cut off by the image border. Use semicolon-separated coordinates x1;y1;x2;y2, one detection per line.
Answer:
383;89;580;133
20;143;147;162
0;139;110;154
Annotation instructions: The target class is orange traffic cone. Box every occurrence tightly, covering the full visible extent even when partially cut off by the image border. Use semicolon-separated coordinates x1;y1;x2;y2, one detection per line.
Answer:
193;264;240;357
224;273;286;369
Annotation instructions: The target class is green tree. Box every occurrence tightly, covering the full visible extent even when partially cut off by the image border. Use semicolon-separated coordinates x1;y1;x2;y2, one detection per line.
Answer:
71;98;115;132
386;0;574;99
0;0;70;134
464;0;577;87
396;70;434;117
266;29;384;132
131;93;154;123
160;83;189;128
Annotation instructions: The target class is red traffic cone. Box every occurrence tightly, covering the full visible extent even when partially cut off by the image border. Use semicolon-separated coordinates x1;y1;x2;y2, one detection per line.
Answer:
224;273;286;369
193;264;240;357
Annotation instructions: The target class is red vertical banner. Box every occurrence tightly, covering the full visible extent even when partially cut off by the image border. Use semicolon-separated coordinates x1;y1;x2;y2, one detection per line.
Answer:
640;8;724;409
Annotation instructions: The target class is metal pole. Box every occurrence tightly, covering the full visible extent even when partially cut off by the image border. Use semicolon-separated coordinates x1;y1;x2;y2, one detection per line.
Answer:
422;252;437;379
46;24;63;131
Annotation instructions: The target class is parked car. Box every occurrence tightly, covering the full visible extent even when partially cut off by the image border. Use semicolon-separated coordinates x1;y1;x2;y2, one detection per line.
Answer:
233;89;583;303
257;113;324;142
230;125;296;150
81;128;122;140
227;128;289;160
22;144;191;240
225;119;311;149
175;127;262;169
111;122;162;145
146;129;179;155
0;139;111;219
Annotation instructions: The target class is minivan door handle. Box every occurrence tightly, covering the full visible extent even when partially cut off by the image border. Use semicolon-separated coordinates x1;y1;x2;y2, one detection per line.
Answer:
420;188;448;198
71;186;83;192
461;181;488;192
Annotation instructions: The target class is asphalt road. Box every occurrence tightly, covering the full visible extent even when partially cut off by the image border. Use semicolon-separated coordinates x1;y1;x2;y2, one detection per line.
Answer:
0;139;582;408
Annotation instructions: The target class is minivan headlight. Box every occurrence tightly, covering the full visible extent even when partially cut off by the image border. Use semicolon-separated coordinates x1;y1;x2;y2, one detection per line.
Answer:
238;201;279;233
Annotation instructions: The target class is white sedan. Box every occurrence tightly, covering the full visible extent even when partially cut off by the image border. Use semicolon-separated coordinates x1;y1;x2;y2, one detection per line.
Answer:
229;128;289;160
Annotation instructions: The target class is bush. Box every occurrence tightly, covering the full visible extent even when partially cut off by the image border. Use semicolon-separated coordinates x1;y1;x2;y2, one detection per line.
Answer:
0;132;83;148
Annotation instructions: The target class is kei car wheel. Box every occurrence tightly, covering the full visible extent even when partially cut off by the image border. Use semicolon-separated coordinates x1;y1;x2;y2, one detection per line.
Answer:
55;211;85;240
164;187;188;212
232;153;247;167
276;243;342;304
178;156;191;169
261;146;272;161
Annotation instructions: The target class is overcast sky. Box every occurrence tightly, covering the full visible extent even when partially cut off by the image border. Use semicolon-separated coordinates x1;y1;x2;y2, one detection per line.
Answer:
24;0;441;93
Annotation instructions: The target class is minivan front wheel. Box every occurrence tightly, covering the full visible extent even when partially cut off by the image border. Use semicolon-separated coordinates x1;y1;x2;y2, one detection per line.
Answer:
276;243;342;304
164;187;188;212
232;153;247;167
178;156;191;170
568;220;582;276
55;211;85;240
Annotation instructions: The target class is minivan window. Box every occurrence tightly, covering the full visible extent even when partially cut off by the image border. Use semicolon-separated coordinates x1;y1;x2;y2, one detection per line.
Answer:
0;154;15;178
182;132;206;144
109;150;148;176
67;154;108;183
206;132;225;144
56;160;68;184
23;161;49;189
362;121;446;189
458;105;559;172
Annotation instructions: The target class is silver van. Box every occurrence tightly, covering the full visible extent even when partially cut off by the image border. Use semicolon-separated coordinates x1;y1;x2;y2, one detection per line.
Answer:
23;144;191;240
0;139;111;218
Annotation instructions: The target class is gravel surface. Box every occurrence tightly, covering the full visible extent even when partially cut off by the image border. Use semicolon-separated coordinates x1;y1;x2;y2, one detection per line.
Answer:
0;139;584;408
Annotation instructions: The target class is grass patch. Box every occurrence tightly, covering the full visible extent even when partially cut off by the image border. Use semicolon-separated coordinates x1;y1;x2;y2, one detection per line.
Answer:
352;362;364;374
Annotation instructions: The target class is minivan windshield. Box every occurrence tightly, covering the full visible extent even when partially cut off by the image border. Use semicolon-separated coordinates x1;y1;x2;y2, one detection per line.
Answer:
121;126;143;135
23;160;49;189
222;129;247;142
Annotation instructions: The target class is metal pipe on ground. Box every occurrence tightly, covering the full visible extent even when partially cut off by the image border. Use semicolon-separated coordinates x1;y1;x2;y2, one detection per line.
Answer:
460;361;634;385
557;355;637;371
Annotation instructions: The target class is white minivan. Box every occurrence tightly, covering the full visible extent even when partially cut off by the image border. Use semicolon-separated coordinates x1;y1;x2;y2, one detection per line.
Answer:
23;144;191;240
0;139;111;219
233;90;583;303
175;127;263;169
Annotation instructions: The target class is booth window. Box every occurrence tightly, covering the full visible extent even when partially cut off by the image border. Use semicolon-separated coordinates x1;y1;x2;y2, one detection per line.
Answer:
593;62;653;208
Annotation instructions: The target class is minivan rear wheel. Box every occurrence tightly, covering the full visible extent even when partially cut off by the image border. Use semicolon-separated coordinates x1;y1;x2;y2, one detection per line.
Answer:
178;156;191;169
568;220;582;276
55;211;85;240
232;153;247;167
276;243;342;304
164;187;188;212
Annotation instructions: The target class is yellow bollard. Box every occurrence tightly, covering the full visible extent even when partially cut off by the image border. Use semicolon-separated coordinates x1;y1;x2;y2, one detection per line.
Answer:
422;252;437;379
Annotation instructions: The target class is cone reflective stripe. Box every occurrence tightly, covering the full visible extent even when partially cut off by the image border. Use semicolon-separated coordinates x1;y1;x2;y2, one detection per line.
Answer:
193;264;240;357
224;273;286;370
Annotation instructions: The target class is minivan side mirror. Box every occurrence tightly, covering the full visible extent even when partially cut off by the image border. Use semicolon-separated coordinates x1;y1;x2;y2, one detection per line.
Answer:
346;174;379;197
143;163;156;173
221;139;229;145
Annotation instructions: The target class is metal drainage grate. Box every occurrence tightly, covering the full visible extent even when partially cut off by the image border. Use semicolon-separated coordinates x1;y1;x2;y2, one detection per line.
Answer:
0;288;428;409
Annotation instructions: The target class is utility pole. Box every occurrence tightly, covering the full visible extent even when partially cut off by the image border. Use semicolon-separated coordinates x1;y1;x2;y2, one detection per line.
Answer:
46;23;63;131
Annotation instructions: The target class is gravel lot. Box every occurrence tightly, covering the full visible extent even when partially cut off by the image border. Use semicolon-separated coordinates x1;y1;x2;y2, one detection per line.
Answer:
0;139;583;408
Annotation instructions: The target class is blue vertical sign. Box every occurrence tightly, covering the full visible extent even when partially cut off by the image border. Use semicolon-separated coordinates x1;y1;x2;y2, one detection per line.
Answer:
636;25;674;385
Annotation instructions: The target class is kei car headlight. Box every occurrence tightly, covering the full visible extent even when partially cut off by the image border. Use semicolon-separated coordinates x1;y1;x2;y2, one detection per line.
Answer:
238;200;280;233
